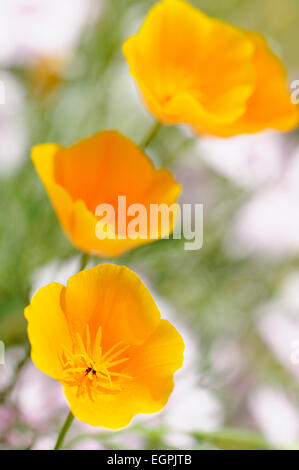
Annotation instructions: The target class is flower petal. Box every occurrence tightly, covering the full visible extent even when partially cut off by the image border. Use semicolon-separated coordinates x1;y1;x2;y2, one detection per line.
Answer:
53;131;156;212
125;319;185;407
195;33;299;136
123;0;298;136
64;320;184;428
123;0;255;127
24;283;72;380
238;33;299;132
31;143;74;234
31;132;180;257
62;264;161;347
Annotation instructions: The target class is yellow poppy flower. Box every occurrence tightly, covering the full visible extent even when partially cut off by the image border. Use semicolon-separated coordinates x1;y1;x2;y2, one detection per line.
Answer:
31;131;181;257
122;0;299;137
24;264;184;428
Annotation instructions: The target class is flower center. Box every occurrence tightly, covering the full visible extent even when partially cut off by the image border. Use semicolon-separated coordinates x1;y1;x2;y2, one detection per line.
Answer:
59;325;131;401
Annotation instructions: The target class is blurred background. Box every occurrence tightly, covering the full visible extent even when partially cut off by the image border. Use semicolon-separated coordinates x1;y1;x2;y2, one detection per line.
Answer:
0;0;299;450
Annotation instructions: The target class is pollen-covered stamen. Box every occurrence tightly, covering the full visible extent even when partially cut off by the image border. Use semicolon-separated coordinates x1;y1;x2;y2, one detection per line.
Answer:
59;325;132;400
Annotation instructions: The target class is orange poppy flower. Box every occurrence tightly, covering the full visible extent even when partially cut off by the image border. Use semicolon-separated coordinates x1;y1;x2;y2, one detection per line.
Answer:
122;0;299;137
24;264;184;428
31;131;181;257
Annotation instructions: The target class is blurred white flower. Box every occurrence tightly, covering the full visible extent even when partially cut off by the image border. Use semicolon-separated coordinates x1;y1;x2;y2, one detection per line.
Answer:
209;339;244;387
228;146;299;258
32;436;56;450
103;431;145;451
0;405;15;434
0;72;27;176
0;0;102;66
13;361;67;429
164;376;222;435
249;388;299;447
71;439;104;450
256;284;299;382
200;132;286;189
259;312;299;380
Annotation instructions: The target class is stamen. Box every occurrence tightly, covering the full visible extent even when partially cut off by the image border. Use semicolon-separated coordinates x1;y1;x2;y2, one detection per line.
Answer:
59;326;131;400
85;325;91;356
93;326;102;359
101;340;126;360
107;357;130;368
108;371;132;379
75;332;87;355
103;344;130;363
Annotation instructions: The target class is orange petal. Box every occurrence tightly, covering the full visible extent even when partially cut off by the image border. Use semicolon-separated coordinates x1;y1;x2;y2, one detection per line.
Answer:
195;32;299;136
234;32;299;134
31;131;180;257
31;144;74;234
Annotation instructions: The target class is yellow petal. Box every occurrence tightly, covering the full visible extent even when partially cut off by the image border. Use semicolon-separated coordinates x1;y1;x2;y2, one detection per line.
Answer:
62;264;161;347
24;283;72;380
123;0;255;127
124;319;185;408
64;320;184;428
123;0;298;136
25;264;184;428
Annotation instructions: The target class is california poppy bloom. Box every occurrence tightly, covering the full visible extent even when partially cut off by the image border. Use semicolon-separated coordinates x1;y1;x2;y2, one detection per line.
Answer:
24;264;184;428
122;0;299;137
31;131;181;257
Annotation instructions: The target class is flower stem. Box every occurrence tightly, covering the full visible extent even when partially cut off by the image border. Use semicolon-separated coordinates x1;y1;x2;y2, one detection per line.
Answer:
79;252;89;271
54;411;75;450
140;121;162;149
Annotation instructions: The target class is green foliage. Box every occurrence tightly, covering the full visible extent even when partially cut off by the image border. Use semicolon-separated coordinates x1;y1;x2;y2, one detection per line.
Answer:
193;428;272;450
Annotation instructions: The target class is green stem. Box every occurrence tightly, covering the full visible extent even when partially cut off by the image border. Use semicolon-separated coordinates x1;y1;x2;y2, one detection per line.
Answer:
140;121;162;149
193;428;272;450
79;252;89;271
54;411;75;450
